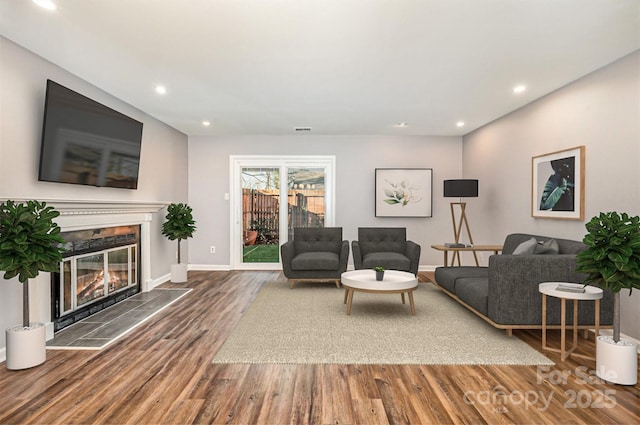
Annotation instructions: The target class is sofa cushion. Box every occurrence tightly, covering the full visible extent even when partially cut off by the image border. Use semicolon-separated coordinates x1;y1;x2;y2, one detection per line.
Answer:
503;233;587;255
293;228;342;253
512;237;537;255
358;228;407;254
534;238;559;254
455;278;489;316
555;238;586;255
434;266;488;294
291;252;339;271
362;252;410;271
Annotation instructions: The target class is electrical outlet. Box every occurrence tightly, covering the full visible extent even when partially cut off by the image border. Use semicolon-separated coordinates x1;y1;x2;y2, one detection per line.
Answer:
210;246;216;254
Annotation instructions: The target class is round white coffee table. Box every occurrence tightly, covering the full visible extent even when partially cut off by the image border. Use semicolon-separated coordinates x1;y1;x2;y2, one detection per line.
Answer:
538;282;603;361
340;269;418;316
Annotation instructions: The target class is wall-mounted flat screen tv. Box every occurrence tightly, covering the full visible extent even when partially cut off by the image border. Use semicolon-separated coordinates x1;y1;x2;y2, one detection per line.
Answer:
38;80;143;189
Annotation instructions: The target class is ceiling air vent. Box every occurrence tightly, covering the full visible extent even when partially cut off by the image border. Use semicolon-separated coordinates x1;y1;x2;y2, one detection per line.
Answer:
295;127;312;132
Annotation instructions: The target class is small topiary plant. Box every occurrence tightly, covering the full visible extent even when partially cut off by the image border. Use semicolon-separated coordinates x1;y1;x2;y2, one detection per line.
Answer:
161;203;197;264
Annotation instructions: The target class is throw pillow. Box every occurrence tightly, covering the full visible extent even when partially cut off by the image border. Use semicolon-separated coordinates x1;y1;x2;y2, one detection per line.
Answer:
512;237;537;255
535;238;559;255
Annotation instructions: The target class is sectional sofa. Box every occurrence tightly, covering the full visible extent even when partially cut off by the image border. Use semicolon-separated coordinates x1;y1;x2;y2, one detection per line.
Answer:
433;233;613;336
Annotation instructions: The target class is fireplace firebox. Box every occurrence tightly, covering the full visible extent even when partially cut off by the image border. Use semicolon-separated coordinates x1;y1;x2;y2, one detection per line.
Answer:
51;225;141;331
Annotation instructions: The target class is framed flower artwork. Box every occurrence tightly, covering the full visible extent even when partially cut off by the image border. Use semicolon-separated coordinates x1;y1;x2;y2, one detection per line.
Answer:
375;168;433;217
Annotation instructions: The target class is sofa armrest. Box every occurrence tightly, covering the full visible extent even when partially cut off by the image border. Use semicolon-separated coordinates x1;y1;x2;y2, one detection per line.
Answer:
405;240;421;276
487;254;583;325
352;241;363;269
339;240;350;273
280;241;296;277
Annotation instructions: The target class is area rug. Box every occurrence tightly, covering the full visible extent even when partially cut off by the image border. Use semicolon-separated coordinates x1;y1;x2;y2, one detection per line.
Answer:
212;281;553;365
47;288;191;350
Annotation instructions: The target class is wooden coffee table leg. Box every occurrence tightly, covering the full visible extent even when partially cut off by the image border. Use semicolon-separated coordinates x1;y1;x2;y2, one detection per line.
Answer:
346;289;354;316
408;290;416;315
401;293;406;304
343;288;348;304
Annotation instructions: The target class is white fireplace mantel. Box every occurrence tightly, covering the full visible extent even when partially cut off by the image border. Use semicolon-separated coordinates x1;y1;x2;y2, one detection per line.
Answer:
0;198;169;214
4;198;171;341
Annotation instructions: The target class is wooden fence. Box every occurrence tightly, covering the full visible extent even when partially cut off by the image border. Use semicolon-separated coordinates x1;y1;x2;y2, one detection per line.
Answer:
242;189;325;244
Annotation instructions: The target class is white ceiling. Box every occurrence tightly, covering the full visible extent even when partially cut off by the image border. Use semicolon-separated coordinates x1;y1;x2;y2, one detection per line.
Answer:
1;0;638;137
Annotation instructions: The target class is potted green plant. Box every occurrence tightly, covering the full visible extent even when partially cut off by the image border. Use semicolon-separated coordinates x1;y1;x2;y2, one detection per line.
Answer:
374;266;385;281
161;203;196;283
576;211;640;385
0;200;64;370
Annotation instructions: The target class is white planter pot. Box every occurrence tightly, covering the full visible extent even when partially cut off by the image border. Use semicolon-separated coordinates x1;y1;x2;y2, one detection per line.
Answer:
596;335;638;385
170;263;188;283
5;323;46;370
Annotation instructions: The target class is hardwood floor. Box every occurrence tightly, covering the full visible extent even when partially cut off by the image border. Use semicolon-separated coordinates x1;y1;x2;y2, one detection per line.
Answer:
1;270;638;424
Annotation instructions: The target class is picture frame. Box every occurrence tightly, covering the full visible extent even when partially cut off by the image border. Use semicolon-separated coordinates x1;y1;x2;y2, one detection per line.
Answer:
531;146;585;220
375;168;432;217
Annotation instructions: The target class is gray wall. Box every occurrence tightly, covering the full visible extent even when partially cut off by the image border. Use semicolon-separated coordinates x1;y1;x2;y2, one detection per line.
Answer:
0;37;189;349
463;51;640;340
188;135;463;268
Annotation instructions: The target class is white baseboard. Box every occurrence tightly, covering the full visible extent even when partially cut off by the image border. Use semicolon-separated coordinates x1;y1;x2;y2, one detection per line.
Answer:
419;265;437;272
148;273;171;290
0;347;5;364
148;265;232;290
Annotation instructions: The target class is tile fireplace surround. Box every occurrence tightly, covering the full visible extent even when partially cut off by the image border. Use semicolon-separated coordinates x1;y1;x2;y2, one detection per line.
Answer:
8;199;168;342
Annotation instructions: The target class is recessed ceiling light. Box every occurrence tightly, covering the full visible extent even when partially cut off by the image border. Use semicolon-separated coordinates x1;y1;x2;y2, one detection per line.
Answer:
202;121;210;127
456;121;465;128
396;122;408;128
33;0;56;10
513;84;527;94
155;85;167;95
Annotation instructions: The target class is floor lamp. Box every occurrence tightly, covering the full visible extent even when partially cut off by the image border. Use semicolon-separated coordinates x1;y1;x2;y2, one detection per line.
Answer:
443;179;479;266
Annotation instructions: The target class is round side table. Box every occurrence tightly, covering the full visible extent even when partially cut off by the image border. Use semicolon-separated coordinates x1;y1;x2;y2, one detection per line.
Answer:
538;282;603;361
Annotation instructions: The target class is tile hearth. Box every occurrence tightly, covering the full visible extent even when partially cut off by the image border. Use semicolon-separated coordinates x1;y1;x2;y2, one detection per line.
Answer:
46;288;190;350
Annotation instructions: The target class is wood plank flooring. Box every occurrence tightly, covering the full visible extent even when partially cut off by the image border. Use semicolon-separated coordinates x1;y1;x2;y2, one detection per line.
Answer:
0;270;638;424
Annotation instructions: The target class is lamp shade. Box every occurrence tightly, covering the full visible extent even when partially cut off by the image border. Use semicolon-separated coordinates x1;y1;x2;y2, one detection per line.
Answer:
443;179;478;197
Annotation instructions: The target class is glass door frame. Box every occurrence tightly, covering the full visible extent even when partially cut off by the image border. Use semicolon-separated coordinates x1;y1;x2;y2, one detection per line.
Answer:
230;155;336;270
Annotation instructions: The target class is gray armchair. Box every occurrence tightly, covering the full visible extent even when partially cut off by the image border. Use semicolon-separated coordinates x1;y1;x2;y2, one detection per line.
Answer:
280;227;349;288
352;227;421;276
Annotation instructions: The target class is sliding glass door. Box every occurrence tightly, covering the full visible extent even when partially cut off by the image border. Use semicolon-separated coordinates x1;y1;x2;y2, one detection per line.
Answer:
231;156;335;269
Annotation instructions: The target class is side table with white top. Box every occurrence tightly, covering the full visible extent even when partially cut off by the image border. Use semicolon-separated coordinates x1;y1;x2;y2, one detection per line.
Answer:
538;282;603;361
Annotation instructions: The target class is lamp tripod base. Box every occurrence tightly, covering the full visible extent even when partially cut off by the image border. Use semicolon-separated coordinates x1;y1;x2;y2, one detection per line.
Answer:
449;202;478;266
